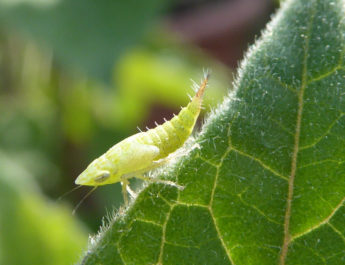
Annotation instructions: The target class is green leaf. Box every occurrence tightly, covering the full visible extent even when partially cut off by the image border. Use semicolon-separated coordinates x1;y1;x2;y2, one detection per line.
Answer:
79;0;345;264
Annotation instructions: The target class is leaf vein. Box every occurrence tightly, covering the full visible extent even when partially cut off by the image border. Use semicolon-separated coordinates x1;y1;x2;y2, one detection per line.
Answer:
134;218;162;227
291;195;345;242
237;193;283;225
177;201;208;208
328;223;345;244
157;203;174;264
164;241;200;249
308;65;345;83
300;113;345;150
197;155;219;168
294;242;327;264
231;146;289;181
280;2;317;264
264;73;298;94
298;159;344;169
269;117;295;136
208;124;237;264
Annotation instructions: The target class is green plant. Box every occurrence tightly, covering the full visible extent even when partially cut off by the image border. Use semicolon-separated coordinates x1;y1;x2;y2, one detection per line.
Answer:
79;0;345;264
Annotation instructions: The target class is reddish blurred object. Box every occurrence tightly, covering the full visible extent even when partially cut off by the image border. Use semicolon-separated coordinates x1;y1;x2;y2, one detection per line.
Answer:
168;0;274;67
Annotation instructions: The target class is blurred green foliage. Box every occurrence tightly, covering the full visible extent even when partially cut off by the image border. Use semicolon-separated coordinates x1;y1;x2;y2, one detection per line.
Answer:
0;0;170;82
0;152;88;265
108;43;231;131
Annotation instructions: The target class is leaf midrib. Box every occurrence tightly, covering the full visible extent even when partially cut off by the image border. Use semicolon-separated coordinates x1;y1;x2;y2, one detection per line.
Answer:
279;3;316;264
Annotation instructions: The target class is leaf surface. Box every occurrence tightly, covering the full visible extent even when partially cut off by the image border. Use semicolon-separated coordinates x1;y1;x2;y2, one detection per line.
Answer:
80;0;345;264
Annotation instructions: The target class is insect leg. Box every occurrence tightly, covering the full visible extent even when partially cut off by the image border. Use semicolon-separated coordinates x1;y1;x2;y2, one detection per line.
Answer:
126;184;137;199
136;174;184;190
121;178;130;205
152;152;179;167
152;143;199;166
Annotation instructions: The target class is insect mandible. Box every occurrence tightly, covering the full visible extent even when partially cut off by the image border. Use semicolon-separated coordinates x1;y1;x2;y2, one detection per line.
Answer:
75;71;209;205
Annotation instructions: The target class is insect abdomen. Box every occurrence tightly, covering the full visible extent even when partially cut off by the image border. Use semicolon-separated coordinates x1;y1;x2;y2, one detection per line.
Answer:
138;73;208;159
147;97;201;159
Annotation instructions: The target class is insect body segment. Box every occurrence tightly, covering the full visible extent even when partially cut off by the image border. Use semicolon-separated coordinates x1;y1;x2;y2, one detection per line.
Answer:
139;94;202;159
75;72;209;205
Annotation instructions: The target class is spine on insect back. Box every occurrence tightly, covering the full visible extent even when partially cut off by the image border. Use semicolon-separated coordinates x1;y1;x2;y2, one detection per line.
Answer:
141;74;209;159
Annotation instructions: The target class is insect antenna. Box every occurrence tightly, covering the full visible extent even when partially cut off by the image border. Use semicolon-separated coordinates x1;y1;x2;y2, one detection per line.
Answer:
72;186;97;215
57;185;83;201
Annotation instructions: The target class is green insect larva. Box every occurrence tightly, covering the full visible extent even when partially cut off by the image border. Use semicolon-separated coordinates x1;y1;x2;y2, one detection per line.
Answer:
75;72;209;205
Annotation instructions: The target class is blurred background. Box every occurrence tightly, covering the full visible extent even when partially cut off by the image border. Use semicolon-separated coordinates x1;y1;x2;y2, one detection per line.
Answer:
0;0;278;264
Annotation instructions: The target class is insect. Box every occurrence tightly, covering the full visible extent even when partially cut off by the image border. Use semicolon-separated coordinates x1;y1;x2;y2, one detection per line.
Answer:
75;71;209;205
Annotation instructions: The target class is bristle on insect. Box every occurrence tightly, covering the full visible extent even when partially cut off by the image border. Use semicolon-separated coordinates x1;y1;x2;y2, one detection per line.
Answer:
195;70;210;98
203;68;211;80
190;79;199;93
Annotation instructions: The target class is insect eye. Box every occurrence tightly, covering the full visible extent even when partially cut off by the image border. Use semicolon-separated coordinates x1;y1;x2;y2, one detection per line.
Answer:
94;172;110;183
